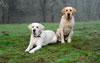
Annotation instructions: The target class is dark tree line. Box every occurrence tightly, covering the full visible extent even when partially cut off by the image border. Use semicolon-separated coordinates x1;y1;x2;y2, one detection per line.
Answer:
0;0;100;24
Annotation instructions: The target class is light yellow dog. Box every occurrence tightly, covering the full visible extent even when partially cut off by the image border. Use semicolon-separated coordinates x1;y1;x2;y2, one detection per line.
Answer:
56;7;77;43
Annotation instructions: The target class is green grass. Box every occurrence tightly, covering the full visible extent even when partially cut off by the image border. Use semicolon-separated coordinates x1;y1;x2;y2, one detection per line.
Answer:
0;21;100;63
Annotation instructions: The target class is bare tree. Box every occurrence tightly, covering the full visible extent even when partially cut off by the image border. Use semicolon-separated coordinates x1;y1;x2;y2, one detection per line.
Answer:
0;0;100;24
39;0;47;22
0;0;7;24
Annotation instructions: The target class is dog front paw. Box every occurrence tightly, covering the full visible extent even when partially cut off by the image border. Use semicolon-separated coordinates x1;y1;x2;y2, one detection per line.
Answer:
61;42;65;44
61;41;65;44
29;50;35;54
25;49;29;53
68;39;71;43
61;40;65;44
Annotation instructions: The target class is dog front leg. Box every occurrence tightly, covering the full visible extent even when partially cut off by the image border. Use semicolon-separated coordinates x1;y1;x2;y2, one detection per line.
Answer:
29;45;42;54
61;28;65;43
25;37;34;52
68;30;73;43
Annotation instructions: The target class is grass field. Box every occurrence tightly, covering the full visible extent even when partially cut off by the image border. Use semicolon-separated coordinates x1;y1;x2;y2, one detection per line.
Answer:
0;21;100;63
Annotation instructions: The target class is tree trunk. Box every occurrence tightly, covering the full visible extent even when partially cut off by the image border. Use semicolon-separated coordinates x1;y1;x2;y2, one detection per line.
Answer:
39;0;46;22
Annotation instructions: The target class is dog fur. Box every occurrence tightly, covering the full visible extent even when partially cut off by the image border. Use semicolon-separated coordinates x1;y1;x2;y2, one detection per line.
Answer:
56;7;77;43
25;23;57;54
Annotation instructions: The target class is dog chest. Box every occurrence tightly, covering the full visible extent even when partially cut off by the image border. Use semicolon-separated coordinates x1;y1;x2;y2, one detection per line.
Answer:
63;22;72;31
63;27;71;35
32;38;42;45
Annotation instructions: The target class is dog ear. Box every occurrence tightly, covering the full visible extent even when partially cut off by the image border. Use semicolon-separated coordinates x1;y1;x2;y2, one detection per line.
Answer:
28;24;32;31
61;7;66;14
72;8;77;14
39;24;45;31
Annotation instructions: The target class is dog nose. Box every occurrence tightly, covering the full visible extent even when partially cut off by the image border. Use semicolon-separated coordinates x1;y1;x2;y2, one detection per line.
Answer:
67;13;70;16
33;29;36;32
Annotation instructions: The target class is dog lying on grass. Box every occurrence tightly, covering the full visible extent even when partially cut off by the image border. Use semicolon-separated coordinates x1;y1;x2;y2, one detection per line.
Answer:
25;23;57;54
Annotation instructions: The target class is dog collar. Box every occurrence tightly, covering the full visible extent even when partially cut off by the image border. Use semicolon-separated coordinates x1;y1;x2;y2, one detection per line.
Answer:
34;31;41;37
34;35;40;37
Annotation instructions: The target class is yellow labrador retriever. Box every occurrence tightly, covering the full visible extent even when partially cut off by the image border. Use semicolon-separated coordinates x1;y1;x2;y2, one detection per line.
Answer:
56;7;77;43
25;23;57;54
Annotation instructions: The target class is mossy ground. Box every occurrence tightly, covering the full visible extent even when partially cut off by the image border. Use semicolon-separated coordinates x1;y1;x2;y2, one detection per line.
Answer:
0;21;100;63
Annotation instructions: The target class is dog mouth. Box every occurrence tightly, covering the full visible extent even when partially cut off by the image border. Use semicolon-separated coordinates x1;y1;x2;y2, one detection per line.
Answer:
33;32;37;37
33;33;36;36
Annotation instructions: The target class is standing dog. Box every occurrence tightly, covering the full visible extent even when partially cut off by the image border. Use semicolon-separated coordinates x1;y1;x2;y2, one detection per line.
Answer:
56;7;77;43
25;23;57;54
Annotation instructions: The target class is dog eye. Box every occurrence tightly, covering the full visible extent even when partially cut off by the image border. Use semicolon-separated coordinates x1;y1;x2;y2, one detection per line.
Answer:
36;26;39;28
70;9;72;11
32;26;34;28
66;10;68;11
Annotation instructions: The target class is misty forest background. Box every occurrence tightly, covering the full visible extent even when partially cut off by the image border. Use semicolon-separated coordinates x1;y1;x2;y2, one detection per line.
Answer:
0;0;100;24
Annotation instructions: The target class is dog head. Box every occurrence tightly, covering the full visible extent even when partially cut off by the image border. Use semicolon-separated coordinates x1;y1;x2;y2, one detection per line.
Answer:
61;7;77;19
28;23;45;37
